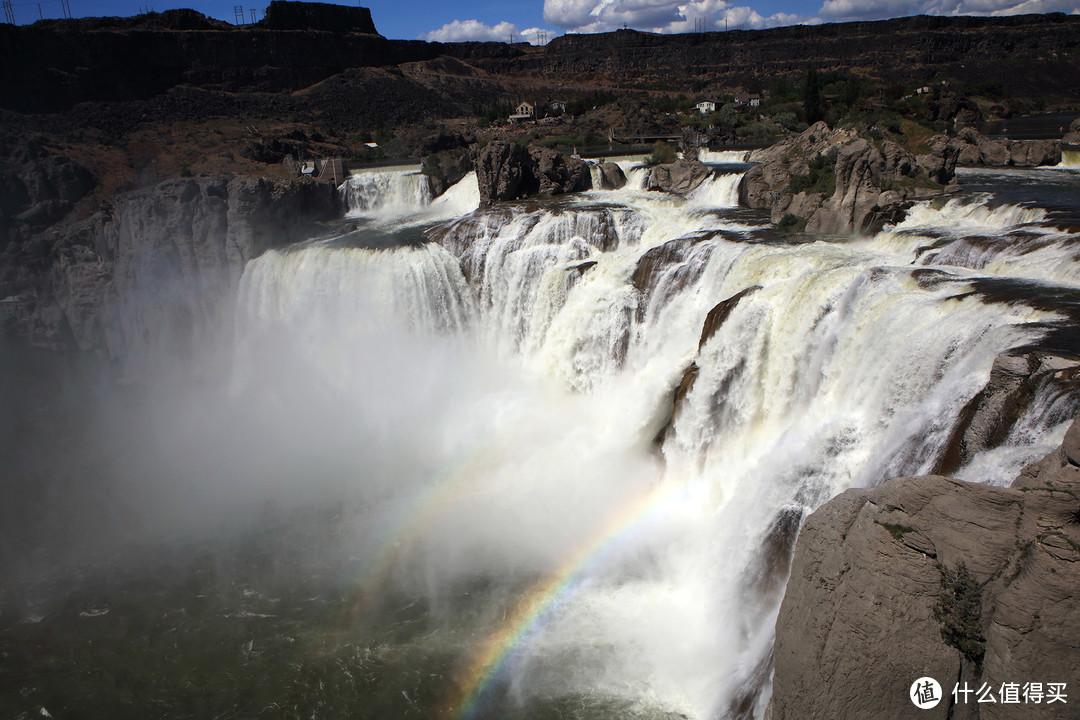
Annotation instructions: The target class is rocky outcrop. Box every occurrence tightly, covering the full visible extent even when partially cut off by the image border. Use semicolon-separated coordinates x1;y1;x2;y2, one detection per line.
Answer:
698;285;761;350
5;176;340;373
645;158;712;196
1063;118;1080;146
472;142;592;205
260;0;378;33
768;417;1080;720
740;123;953;235
925;91;983;128
935;352;1080;475
0;141;97;251
596;162;627;190
422;147;474;198
946;127;1062;167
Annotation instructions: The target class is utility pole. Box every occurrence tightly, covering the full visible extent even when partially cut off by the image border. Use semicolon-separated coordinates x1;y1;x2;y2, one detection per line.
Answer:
234;5;244;24
2;0;15;24
249;8;255;23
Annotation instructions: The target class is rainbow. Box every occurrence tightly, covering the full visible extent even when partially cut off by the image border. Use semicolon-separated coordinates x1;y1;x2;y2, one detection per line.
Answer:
444;477;690;719
323;445;509;640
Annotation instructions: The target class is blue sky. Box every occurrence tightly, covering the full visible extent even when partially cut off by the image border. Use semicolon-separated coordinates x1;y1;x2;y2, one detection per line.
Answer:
9;0;1078;39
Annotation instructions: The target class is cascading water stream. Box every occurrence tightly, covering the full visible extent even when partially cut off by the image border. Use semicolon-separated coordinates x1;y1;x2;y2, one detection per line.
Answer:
231;162;1080;720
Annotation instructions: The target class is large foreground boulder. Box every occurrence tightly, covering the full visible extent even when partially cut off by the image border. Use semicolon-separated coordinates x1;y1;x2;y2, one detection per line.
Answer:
768;416;1080;720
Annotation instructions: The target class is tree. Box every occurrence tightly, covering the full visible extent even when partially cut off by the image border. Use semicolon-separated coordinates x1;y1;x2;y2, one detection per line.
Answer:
803;68;823;125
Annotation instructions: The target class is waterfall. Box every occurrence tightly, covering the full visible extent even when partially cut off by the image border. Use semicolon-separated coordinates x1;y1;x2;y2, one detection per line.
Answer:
699;149;751;164
228;160;1080;720
1061;148;1080;169
340;167;480;223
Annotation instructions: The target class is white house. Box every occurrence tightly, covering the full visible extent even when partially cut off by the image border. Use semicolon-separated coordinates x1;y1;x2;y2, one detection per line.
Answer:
734;93;761;107
696;101;716;114
509;101;536;122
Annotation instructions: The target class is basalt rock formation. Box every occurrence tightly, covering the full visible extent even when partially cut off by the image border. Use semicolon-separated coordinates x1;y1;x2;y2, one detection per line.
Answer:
472;141;591;205
1;175;340;373
740;122;956;235
1063;118;1080;146
768;415;1080;720
645;159;712;196
946;127;1063;167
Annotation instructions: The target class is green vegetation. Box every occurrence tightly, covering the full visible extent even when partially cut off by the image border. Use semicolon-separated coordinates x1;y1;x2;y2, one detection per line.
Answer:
776;213;808;233
645;140;678;166
878;521;917;540
933;561;986;671
803;68;823;125
788;153;836;198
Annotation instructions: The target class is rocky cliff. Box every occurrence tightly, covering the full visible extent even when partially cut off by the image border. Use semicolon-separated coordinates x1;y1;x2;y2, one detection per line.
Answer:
768;408;1080;719
481;14;1080;100
739;122;956;235
3;176;340;375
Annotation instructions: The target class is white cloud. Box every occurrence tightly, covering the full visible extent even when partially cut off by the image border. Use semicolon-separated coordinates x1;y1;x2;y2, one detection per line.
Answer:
544;0;812;32
818;0;1080;20
421;19;557;45
543;0;1073;34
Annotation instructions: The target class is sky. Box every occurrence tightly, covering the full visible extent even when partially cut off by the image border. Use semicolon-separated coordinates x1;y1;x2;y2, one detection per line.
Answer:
7;0;1079;40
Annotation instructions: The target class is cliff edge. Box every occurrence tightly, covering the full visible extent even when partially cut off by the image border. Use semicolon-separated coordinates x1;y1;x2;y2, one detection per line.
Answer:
768;417;1080;719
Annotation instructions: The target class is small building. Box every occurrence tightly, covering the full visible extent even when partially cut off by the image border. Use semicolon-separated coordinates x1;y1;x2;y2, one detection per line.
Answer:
509;101;536;122
734;93;761;107
549;100;567;114
696;101;716;114
285;157;346;184
315;158;345;185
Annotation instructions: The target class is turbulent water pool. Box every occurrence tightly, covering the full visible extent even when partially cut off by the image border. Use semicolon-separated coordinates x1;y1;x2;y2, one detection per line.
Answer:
3;156;1080;719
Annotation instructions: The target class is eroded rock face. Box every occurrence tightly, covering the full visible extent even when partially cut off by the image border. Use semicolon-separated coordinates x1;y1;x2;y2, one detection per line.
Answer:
1063;118;1080;146
768;419;1080;720
471;142;592;205
740;122;953;235
946;127;1062;167
934;352;1080;475
8;176;340;373
645;158;712;195
1;142;97;250
596;162;627;190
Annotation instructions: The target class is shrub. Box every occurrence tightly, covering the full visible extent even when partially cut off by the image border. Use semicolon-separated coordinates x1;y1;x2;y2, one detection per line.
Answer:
645;141;678;166
788;153;836;198
933;561;985;669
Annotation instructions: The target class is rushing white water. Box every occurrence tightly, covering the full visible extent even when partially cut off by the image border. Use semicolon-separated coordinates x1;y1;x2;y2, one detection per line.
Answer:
340;166;480;224
699;149;751;164
234;163;1079;720
1060;148;1080;169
